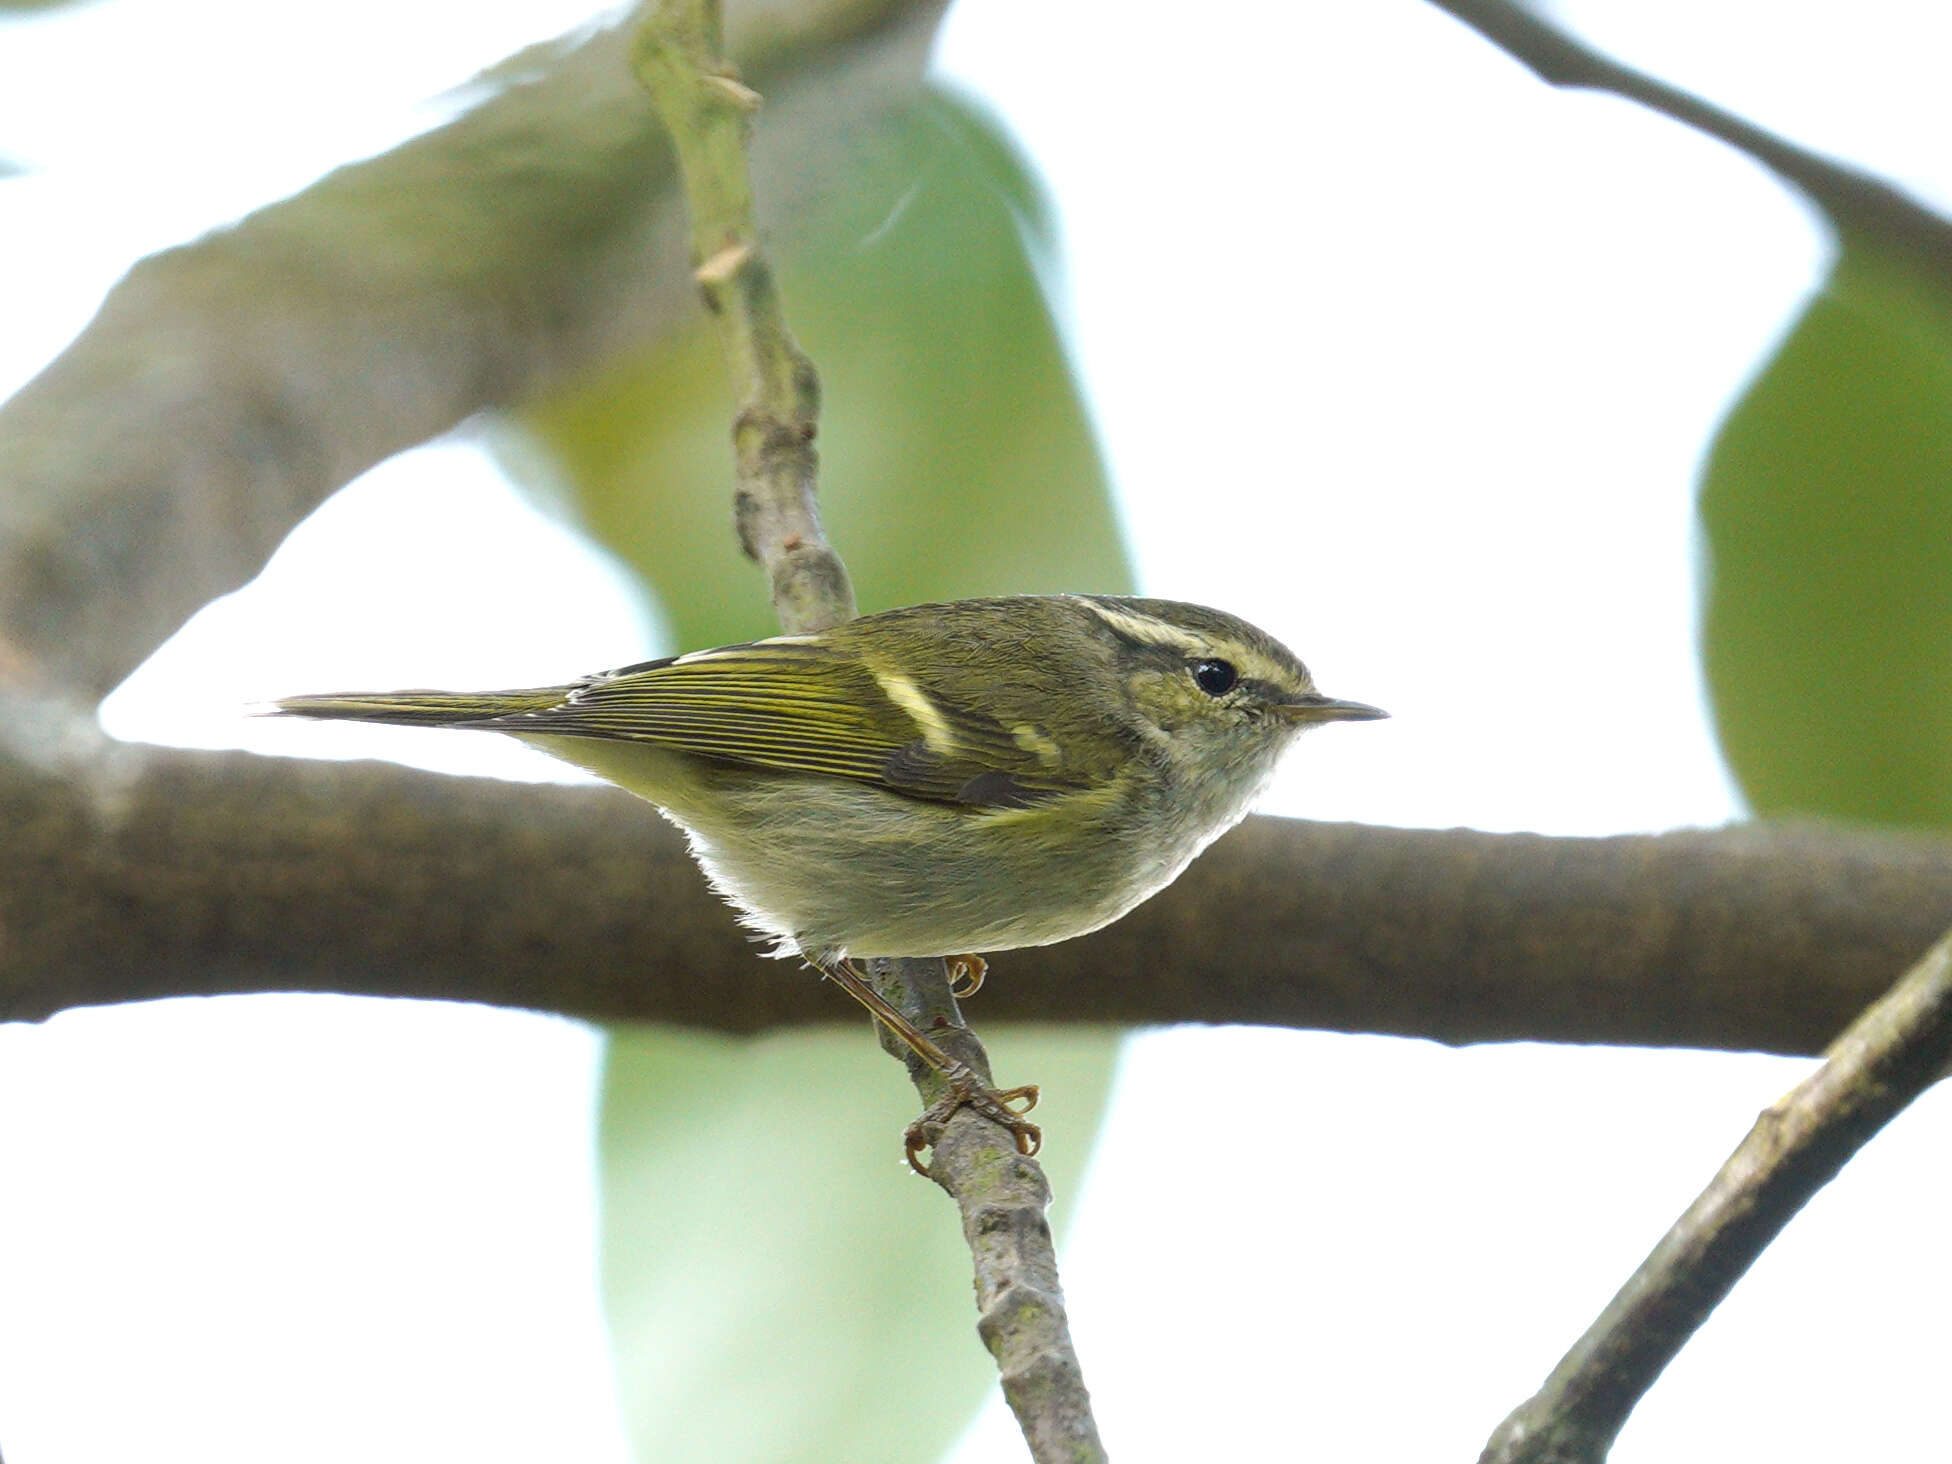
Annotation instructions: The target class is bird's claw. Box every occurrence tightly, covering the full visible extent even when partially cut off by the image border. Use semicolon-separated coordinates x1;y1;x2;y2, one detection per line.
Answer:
904;1075;1042;1177
946;953;988;999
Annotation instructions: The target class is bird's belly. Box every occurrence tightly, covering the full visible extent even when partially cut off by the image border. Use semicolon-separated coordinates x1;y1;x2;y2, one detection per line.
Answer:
524;734;1267;964
674;770;1253;964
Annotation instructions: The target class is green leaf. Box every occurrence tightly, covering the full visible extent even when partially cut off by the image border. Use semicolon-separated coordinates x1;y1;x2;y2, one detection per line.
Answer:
515;87;1130;648
1701;240;1952;829
508;88;1134;1463
600;1024;1120;1464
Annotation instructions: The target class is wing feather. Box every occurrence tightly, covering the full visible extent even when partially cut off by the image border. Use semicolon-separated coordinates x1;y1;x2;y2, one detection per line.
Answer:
486;639;1086;809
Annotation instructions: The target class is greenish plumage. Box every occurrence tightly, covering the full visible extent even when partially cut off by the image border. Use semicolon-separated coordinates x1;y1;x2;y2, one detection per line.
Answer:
274;595;1383;965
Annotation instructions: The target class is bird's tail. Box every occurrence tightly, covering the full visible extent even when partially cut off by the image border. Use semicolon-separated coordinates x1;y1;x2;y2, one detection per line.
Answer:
265;685;569;728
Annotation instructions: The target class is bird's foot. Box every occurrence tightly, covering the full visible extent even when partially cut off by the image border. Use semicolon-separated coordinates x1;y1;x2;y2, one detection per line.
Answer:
904;1061;1041;1177
946;953;988;999
809;957;1040;1174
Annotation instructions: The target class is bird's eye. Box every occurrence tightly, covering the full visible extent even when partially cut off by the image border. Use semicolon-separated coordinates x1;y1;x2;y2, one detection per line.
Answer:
1191;659;1238;696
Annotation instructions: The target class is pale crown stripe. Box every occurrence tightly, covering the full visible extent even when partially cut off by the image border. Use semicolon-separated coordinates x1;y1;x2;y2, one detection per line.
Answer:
1067;597;1302;689
1067;597;1209;657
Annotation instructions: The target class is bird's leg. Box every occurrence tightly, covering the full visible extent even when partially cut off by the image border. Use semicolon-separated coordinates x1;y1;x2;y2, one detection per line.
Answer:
813;958;1040;1174
946;953;988;999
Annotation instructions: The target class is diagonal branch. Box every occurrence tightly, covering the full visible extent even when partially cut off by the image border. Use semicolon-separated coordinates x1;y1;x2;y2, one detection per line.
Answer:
1423;0;1952;272
1479;925;1952;1464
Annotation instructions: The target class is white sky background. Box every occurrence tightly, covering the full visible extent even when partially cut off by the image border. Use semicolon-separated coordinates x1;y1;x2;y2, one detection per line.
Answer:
1;1;1950;1461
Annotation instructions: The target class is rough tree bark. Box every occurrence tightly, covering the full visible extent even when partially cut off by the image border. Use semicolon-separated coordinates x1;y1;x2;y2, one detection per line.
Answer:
6;701;1947;1055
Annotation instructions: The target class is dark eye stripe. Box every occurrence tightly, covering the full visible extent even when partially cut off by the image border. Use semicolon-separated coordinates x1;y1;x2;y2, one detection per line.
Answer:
1191;659;1237;696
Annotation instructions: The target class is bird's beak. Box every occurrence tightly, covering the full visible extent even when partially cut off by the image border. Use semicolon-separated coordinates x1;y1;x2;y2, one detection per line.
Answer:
1279;693;1389;724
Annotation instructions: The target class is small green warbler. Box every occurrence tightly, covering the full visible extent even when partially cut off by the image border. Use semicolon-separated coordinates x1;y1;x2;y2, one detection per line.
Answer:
274;593;1383;1159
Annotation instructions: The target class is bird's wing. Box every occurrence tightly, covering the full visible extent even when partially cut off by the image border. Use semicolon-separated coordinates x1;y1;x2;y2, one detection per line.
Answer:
492;639;1092;811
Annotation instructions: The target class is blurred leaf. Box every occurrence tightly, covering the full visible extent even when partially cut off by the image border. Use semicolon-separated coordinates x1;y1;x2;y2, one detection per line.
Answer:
1701;240;1952;828
601;1024;1120;1464
508;88;1134;1464
516;86;1130;648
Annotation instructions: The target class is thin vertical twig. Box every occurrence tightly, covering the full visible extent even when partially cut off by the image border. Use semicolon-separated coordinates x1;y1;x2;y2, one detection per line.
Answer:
630;0;854;635
631;4;1106;1458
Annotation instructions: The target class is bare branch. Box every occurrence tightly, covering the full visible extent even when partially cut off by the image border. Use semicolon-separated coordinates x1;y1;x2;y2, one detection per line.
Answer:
1479;926;1952;1464
940;1113;1103;1462
629;5;1101;1457
7;710;1948;1056
633;0;855;634
1424;0;1952;271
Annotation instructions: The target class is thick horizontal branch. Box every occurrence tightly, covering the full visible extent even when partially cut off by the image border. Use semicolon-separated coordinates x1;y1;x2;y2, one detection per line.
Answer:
0;0;940;700
5;713;1947;1051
